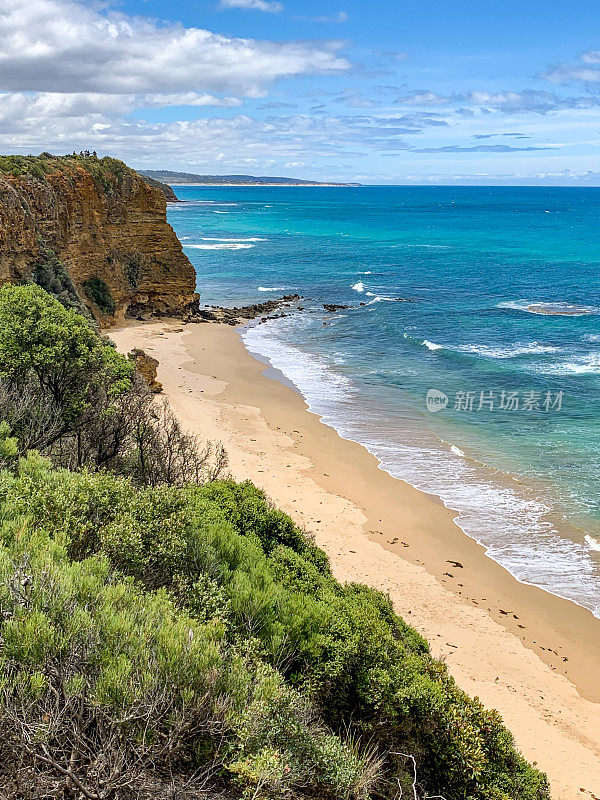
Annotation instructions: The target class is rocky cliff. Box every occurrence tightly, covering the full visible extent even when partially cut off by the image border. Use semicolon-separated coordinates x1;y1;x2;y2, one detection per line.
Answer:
0;154;197;325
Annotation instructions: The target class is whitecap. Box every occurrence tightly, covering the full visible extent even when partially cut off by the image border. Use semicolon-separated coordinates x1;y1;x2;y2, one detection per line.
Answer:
200;237;267;242
364;294;401;305
423;340;443;351
258;286;286;292
351;281;365;292
582;333;600;342
183;242;254;250
529;353;600;375
456;342;561;359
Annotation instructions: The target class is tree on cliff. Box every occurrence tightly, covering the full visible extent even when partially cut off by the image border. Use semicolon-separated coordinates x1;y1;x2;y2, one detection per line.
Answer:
0;284;226;484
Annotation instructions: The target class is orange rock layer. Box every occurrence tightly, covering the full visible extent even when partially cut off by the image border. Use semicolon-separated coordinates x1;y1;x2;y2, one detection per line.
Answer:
0;160;198;325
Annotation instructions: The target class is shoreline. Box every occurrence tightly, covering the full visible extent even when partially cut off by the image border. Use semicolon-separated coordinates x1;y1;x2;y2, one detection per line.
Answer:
111;319;600;800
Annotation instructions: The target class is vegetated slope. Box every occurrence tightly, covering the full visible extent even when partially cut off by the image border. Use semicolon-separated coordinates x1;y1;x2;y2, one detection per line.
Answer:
0;153;197;324
141;173;180;201
0;285;549;800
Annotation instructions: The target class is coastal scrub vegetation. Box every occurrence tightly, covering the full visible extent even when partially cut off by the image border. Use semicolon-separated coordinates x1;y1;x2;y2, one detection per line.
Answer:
0;284;224;484
0;285;550;799
0;152;135;195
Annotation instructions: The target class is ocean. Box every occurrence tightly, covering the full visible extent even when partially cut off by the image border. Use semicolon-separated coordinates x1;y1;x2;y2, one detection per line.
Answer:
168;185;600;617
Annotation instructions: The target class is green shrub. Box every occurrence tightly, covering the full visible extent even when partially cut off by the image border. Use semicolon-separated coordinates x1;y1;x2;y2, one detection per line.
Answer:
0;285;219;484
0;498;375;799
32;247;87;313
0;456;549;799
82;275;116;315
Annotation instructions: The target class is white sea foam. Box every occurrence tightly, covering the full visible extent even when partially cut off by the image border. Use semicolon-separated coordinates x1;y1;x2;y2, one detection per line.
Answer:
408;336;561;359
242;318;354;409
212;210;230;214
456;342;561;358
582;333;600;342
191;201;239;206
351;281;365;292
365;292;398;304
258;286;286;292
241;316;600;618
360;271;373;274
183;242;254;250
450;445;465;457
529;352;600;375
585;534;600;552
200;237;267;242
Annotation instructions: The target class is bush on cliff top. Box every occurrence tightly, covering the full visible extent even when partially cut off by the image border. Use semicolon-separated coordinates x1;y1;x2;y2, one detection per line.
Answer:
0;152;134;194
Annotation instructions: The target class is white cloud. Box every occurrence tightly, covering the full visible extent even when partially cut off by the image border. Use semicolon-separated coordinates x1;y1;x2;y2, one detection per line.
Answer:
0;0;348;95
219;0;283;11
140;93;243;108
395;89;600;113
539;50;600;86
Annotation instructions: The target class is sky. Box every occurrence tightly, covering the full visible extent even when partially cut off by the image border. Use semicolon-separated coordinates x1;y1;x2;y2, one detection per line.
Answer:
1;0;600;183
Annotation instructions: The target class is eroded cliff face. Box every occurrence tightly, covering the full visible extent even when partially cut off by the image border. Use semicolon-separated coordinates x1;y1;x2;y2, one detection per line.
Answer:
0;157;198;325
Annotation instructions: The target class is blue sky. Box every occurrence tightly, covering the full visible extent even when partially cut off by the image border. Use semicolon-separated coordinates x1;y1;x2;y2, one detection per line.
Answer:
1;0;600;183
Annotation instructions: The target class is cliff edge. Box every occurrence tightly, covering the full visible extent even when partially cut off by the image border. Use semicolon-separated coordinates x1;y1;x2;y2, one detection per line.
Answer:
0;153;197;324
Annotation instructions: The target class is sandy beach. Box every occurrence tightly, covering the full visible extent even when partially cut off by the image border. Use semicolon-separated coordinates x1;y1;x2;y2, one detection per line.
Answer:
111;319;600;800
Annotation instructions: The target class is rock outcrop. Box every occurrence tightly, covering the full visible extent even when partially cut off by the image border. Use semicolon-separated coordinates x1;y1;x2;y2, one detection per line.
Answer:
0;154;197;325
195;294;301;325
141;175;180;202
130;348;163;393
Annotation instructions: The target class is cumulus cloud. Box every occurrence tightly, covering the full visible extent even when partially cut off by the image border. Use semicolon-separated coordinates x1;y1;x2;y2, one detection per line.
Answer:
0;0;348;95
540;50;600;86
219;0;282;12
0;108;451;163
0;90;242;126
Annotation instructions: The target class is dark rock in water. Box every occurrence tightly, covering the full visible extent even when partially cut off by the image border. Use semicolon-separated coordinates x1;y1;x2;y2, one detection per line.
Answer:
359;302;366;306
190;295;302;326
394;297;413;302
323;303;351;312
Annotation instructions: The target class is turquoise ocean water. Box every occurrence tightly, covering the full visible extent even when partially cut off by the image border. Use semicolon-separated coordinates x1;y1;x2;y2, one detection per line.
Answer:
168;185;600;617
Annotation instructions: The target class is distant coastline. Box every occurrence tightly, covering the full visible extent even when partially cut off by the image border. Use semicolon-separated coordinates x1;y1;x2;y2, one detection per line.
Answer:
169;182;360;187
140;168;360;187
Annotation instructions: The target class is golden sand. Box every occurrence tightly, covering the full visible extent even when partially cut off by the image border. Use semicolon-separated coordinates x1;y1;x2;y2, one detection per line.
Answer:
111;320;600;800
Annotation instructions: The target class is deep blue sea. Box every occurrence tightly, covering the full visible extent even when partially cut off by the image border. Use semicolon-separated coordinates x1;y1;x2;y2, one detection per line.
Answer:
168;185;600;617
